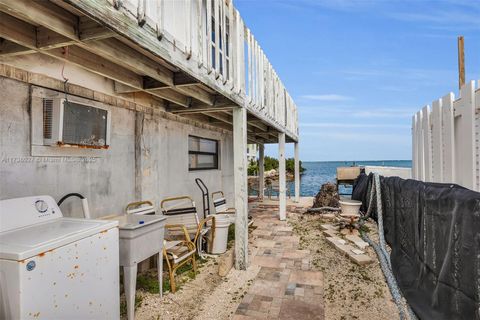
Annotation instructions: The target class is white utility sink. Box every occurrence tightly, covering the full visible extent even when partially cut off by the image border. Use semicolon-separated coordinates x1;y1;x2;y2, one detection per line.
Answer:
104;214;166;320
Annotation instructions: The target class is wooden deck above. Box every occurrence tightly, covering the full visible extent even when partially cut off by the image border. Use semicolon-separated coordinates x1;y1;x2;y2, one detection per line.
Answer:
0;0;298;144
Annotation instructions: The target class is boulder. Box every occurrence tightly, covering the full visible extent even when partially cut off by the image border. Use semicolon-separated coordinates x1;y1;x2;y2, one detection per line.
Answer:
313;182;339;208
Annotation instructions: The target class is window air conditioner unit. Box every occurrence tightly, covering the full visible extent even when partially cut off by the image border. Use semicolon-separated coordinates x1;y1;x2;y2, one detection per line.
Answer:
42;98;111;148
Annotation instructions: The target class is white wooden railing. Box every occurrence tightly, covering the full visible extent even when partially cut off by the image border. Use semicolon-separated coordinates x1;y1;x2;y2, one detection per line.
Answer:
110;0;298;138
412;80;480;191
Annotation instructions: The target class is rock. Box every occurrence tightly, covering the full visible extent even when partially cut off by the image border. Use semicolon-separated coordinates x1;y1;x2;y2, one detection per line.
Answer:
312;182;340;208
265;169;277;177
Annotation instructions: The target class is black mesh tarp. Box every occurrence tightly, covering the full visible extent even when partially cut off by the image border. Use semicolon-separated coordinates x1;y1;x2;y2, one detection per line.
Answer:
352;174;480;320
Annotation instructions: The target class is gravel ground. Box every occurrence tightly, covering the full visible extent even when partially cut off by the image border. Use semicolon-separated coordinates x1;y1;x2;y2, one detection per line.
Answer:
288;211;400;320
128;240;260;320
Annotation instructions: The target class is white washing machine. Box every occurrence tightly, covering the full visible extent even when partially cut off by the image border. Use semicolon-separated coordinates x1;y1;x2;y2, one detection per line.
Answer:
0;195;120;319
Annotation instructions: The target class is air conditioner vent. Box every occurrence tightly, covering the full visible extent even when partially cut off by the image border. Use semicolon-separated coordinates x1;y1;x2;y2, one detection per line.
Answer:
43;99;53;139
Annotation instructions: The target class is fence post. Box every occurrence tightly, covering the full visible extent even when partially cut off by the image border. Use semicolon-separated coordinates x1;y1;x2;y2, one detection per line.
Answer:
454;81;476;190
431;99;443;182
441;93;455;183
422;106;432;182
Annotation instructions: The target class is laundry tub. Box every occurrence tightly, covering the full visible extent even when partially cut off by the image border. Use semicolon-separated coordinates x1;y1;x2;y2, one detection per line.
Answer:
104;214;166;320
208;214;232;254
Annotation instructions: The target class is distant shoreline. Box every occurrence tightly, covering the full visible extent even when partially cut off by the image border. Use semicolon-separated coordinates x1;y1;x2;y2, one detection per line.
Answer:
302;159;412;163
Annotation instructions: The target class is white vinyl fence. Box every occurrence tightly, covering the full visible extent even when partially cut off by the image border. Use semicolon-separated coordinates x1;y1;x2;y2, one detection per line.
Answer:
412;80;480;191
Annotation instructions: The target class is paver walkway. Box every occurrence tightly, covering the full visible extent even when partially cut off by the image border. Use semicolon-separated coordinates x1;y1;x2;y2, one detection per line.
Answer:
233;203;324;320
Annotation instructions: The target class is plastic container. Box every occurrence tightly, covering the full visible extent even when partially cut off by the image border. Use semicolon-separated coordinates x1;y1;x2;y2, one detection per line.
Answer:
339;200;362;217
208;214;231;254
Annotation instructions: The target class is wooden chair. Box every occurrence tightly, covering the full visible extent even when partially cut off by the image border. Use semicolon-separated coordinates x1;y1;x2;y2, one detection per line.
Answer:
160;196;215;293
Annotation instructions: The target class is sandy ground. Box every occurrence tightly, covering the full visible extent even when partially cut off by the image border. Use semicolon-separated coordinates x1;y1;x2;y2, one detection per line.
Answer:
128;239;260;320
287;211;400;320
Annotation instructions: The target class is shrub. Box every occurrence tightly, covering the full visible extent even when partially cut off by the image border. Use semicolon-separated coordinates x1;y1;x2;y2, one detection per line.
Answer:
248;156;305;175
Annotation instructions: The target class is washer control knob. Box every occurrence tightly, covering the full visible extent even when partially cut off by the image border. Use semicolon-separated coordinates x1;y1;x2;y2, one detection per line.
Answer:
35;200;48;213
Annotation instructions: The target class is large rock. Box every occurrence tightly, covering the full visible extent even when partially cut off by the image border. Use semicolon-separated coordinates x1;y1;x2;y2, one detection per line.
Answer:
313;183;339;208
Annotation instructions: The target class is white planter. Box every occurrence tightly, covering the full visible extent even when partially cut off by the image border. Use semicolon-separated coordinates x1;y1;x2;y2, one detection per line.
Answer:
339;200;362;217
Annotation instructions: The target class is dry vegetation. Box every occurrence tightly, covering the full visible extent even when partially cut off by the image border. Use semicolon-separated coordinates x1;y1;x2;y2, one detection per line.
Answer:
288;211;399;320
122;231;260;320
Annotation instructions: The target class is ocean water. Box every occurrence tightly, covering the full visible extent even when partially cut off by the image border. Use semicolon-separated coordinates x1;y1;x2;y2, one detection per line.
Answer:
292;160;412;196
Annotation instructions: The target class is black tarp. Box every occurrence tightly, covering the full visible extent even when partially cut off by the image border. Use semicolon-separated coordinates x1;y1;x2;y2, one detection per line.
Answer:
352;174;480;320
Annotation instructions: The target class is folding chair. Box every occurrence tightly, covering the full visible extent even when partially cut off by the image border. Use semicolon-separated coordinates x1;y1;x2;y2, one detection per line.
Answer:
160;196;215;293
212;191;236;215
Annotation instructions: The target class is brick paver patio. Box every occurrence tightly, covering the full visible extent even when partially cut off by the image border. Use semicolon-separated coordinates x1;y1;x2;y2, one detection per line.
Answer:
233;203;324;320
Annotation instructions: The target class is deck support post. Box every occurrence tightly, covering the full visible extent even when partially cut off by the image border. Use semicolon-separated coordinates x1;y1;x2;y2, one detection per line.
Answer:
294;142;300;203
278;132;286;220
258;144;265;199
233;106;249;270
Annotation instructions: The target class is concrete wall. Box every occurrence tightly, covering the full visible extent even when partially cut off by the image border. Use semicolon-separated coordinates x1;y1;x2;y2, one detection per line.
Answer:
0;76;234;219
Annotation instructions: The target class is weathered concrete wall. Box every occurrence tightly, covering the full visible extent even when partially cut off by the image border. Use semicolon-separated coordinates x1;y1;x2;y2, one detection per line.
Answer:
0;76;234;218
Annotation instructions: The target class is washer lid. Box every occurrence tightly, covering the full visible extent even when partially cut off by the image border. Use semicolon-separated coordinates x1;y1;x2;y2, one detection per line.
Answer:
0;217;118;261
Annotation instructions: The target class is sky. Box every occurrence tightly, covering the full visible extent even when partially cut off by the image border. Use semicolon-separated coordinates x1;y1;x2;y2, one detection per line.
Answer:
235;0;480;161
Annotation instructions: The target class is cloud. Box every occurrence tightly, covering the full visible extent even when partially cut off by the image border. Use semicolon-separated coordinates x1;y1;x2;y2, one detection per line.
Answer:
351;109;415;118
300;122;410;129
301;131;409;144
300;94;353;101
299;105;417;119
390;10;480;29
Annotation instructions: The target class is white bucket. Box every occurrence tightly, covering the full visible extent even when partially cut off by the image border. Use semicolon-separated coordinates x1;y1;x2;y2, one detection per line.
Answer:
209;214;231;254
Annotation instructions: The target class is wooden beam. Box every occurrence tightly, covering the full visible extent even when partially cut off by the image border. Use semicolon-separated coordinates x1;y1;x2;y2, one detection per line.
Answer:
36;27;76;50
0;12;112;55
249;133;275;144
79;16;114;41
190;95;234;109
0;0;78;41
114;81;140;94
80;39;215;106
179;113;211;123
0;38;35;56
175;85;214;105
203;112;233;125
147;88;192;108
248;119;268;132
0;12;36;48
46;45;143;88
169;106;234;115
82;38;174;86
458;36;465;90
173;72;200;87
143;77;168;90
181;114;232;131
